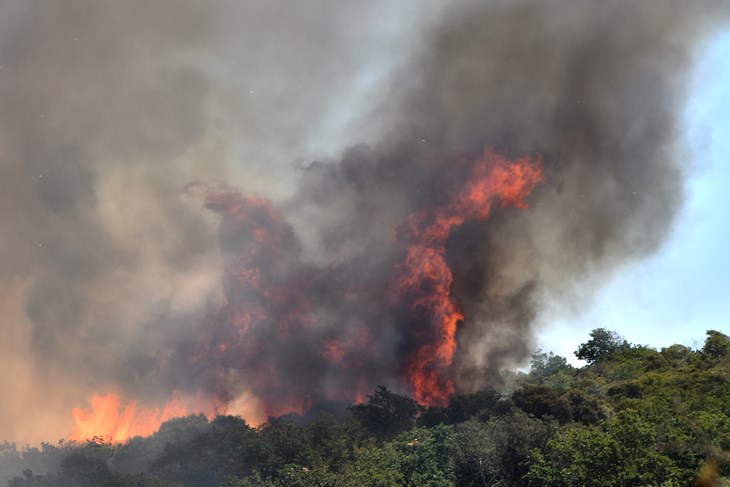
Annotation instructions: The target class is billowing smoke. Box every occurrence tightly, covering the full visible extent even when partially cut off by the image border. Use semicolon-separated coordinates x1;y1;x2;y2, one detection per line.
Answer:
0;0;727;444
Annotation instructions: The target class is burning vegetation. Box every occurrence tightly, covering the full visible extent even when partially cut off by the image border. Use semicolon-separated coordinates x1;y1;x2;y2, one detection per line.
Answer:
68;148;544;441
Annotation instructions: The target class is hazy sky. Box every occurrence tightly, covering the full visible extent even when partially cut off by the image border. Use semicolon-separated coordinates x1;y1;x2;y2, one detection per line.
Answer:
538;29;730;362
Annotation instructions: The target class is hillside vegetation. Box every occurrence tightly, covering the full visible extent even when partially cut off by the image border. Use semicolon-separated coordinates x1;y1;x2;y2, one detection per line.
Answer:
2;329;729;487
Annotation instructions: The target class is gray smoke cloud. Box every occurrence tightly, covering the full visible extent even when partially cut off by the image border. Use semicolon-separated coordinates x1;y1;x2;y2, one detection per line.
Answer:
0;0;727;444
285;0;730;394
370;0;730;391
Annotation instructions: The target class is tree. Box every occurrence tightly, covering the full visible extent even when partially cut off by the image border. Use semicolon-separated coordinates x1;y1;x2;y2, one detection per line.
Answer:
343;425;457;487
660;344;694;365
305;413;365;473
443;389;502;424
350;386;423;441
9;455;167;487
341;444;405;487
456;411;555;486
702;330;730;360
575;328;628;364
512;385;573;423
257;416;317;478
528;350;573;385
273;464;338;487
526;410;691;486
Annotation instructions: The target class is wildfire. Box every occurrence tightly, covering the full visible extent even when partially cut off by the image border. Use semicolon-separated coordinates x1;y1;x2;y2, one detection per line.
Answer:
394;148;543;405
67;391;224;444
67;148;543;442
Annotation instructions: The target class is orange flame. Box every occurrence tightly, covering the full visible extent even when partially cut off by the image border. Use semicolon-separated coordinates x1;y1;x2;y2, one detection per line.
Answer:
67;391;224;444
69;152;543;439
394;148;543;405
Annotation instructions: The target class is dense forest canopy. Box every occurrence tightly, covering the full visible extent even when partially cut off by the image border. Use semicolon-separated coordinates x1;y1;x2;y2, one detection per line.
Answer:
2;329;729;487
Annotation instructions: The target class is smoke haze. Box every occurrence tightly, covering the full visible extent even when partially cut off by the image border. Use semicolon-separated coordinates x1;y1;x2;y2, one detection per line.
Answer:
0;0;728;444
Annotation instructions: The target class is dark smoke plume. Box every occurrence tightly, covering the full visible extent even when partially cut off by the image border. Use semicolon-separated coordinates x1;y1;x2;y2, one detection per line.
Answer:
0;0;728;443
283;0;730;394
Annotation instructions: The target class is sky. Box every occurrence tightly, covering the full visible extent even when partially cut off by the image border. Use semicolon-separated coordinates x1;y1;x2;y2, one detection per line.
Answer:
537;29;730;363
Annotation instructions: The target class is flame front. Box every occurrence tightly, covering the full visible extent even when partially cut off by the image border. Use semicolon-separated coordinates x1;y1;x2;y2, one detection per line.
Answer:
68;148;543;442
67;392;224;444
393;148;543;405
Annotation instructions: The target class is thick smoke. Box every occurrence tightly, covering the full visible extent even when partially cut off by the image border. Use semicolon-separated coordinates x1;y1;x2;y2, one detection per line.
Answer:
285;0;730;393
0;0;727;444
361;0;730;390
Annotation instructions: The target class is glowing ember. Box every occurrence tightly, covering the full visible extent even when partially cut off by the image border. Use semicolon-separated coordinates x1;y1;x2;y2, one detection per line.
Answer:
394;148;543;405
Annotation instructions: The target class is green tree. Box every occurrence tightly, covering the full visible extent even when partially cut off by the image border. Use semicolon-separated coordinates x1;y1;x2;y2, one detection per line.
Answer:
702;330;730;360
341;444;405;487
343;425;457;487
575;328;628;364
660;343;695;366
305;413;365;473
394;425;457;487
527;410;691;486
456;411;555;486
528;350;572;385
350;386;423;441
256;416;317;478
9;455;168;487
511;385;573;423
273;464;338;487
443;389;502;424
